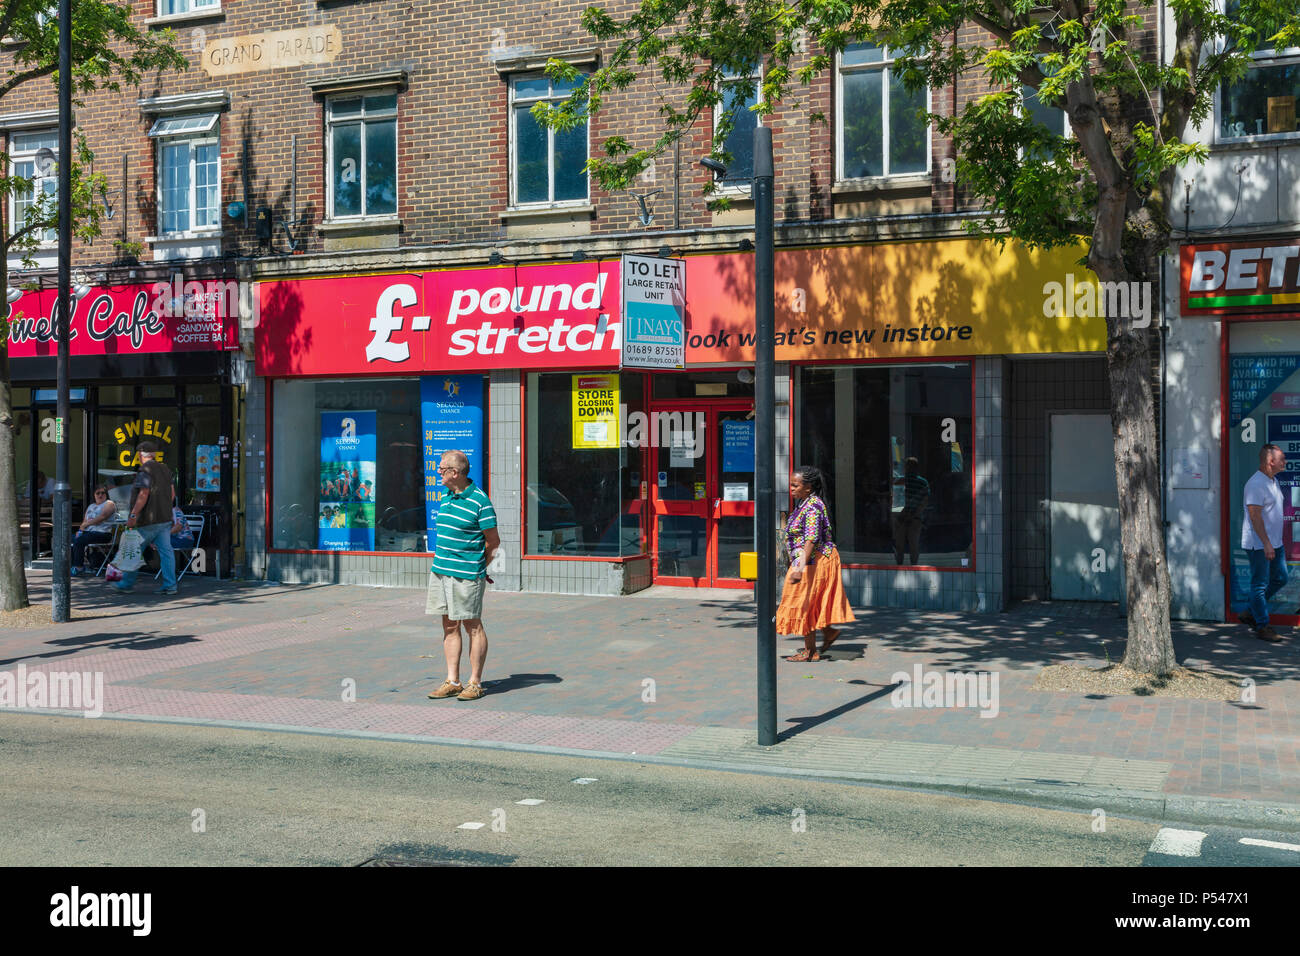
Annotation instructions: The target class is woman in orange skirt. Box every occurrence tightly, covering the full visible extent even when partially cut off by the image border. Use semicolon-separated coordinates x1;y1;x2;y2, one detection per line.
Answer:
778;465;855;662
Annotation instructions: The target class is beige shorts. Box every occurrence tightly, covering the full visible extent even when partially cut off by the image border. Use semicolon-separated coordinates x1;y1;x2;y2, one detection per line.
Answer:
426;571;487;621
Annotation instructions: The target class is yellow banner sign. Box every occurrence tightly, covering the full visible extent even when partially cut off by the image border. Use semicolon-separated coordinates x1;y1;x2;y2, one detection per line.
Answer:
572;374;620;449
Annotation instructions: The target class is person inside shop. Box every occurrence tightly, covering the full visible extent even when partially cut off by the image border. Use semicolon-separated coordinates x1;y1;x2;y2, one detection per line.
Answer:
70;485;117;576
892;456;930;565
25;470;55;501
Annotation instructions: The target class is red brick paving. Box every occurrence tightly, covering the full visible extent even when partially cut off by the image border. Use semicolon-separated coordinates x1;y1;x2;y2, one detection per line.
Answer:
3;572;1299;804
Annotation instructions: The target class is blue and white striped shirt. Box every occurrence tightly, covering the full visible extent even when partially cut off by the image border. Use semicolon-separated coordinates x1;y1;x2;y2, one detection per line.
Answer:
432;482;497;580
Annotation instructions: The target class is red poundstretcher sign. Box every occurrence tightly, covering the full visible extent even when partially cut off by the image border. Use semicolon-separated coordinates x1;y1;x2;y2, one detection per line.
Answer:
256;261;622;375
255;238;1103;376
7;279;240;358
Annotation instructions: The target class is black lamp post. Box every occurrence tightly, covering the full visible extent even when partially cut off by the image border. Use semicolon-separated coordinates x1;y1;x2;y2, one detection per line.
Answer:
53;0;72;622
753;126;776;746
700;129;777;746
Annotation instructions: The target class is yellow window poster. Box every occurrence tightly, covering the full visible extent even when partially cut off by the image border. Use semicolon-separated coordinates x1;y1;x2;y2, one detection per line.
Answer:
572;374;620;449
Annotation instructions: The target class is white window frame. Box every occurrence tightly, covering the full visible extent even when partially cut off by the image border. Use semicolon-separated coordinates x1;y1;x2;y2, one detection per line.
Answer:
508;72;589;208
151;114;220;237
1215;1;1300;143
156;0;219;17
325;90;399;222
712;64;763;192
836;43;932;182
1020;58;1072;150
7;129;58;246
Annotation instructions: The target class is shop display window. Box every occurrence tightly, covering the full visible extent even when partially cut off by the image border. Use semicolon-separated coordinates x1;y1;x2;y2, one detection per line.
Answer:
1227;325;1300;615
526;371;648;557
797;363;973;568
96;407;179;510
271;379;428;552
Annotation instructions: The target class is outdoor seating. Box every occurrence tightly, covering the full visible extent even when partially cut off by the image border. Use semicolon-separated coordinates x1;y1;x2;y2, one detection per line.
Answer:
154;513;205;582
81;514;127;576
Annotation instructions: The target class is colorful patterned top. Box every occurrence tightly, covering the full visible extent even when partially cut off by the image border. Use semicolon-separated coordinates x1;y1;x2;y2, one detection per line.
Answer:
786;493;834;568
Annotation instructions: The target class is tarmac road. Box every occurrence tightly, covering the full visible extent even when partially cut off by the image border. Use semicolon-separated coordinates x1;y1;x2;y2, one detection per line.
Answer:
0;713;1160;867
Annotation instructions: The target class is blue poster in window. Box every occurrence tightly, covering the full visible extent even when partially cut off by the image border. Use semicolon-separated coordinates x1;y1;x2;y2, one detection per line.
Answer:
421;376;485;552
318;411;377;552
721;419;755;472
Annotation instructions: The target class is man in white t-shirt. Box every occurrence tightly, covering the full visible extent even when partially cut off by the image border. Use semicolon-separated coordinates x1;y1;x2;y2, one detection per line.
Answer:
1241;443;1289;642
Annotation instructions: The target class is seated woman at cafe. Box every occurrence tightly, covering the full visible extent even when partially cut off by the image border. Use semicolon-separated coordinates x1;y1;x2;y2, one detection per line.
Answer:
70;485;117;575
170;502;196;551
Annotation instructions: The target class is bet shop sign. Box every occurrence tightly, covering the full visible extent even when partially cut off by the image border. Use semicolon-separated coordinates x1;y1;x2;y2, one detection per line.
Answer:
112;419;174;466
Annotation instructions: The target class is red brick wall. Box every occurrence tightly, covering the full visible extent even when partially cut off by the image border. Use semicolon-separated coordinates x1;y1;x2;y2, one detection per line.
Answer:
0;2;1159;267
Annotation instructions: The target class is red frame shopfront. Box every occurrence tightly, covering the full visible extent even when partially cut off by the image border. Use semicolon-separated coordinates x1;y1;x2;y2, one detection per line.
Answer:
255;238;1105;593
1189;237;1300;626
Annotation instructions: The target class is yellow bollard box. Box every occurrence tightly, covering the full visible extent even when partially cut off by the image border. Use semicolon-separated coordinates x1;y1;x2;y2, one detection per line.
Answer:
739;551;758;580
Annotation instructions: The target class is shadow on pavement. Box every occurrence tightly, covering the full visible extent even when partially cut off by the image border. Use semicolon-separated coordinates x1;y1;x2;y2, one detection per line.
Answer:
0;633;200;667
485;673;563;696
780;682;900;741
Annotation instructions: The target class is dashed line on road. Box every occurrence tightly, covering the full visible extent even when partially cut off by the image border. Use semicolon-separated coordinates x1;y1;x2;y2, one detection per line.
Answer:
457;822;485;830
571;777;598;785
515;798;545;805
1239;837;1300;852
1148;828;1207;857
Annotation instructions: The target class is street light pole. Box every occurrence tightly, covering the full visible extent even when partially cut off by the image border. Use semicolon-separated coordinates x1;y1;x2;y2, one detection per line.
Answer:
753;126;776;746
53;0;72;622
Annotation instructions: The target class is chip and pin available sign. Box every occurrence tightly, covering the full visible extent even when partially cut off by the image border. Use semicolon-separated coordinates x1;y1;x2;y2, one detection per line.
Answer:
621;254;685;369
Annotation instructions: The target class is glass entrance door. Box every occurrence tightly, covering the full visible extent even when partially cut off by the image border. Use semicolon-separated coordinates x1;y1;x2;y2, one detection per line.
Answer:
27;406;87;560
651;403;755;587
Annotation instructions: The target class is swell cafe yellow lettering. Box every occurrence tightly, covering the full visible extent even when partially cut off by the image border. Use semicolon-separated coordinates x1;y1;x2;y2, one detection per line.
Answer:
113;420;173;465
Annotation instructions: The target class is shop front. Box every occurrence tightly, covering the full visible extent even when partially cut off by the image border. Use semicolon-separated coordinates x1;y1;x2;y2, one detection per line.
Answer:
1175;237;1300;624
7;279;241;575
254;237;1106;607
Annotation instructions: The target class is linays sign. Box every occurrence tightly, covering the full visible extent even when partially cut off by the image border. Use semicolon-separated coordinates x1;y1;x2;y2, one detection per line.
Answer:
1181;239;1300;315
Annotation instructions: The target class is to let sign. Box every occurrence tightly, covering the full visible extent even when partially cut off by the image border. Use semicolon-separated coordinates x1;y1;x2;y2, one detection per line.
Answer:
621;254;685;369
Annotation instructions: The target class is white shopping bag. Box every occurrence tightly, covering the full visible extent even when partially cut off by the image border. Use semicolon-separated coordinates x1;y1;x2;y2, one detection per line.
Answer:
112;529;146;572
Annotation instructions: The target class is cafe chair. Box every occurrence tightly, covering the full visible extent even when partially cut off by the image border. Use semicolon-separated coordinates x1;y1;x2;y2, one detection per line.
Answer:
156;513;205;582
85;518;126;577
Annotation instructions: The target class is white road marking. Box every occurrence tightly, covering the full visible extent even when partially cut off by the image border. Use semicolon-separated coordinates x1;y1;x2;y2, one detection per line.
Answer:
515;799;545;806
1239;837;1300;852
1148;828;1207;857
457;822;485;830
571;778;598;785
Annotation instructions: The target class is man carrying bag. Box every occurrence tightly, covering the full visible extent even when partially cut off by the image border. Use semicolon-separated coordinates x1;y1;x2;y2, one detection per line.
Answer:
114;441;179;596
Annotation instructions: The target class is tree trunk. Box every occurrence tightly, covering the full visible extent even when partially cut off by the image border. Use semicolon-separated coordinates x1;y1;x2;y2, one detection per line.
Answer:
1;255;31;611
1104;310;1175;675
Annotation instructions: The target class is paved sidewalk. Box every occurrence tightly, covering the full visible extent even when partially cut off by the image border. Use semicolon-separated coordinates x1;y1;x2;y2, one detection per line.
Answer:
3;572;1298;827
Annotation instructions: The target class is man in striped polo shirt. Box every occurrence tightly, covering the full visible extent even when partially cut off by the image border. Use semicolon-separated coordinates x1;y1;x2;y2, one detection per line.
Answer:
426;450;501;701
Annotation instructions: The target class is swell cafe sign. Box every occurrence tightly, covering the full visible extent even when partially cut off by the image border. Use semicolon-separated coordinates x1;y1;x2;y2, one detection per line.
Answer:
254;239;1106;376
6;279;240;358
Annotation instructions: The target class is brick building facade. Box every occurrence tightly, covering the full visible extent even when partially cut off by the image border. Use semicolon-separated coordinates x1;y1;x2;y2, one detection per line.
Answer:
5;2;1177;613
